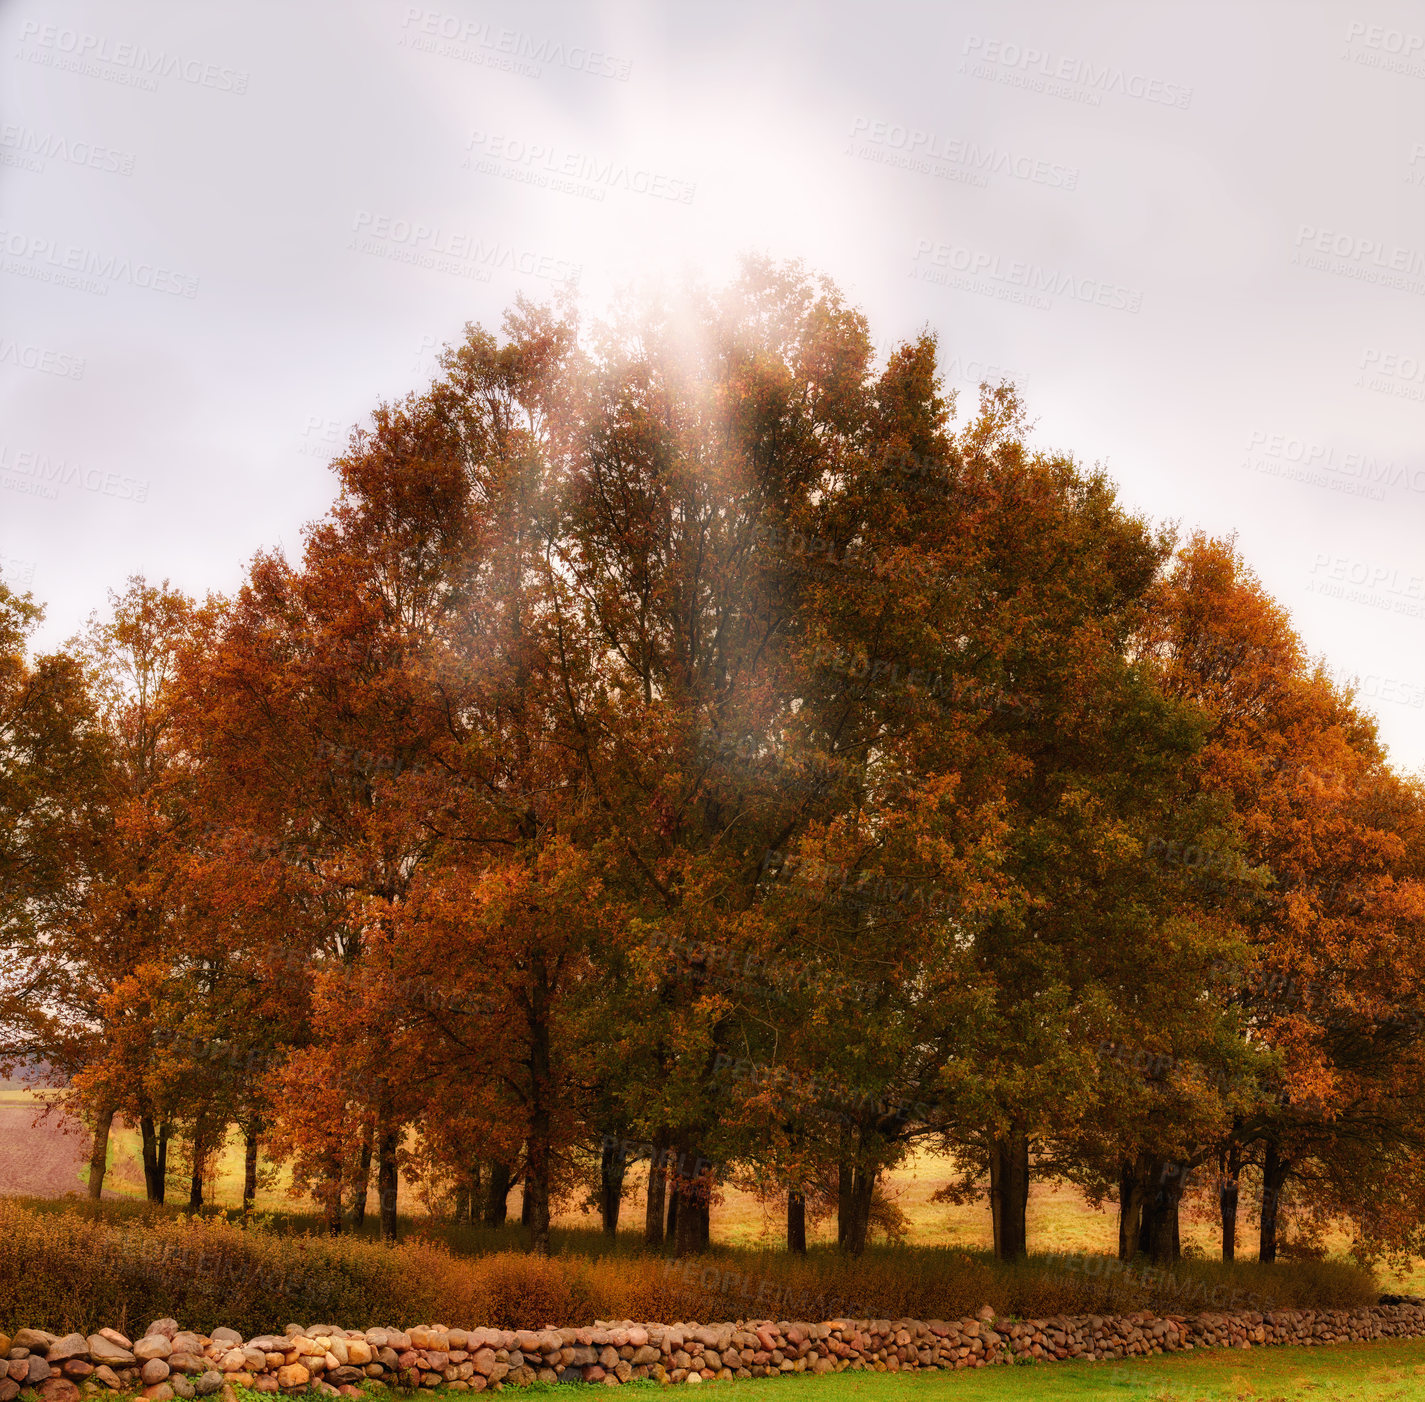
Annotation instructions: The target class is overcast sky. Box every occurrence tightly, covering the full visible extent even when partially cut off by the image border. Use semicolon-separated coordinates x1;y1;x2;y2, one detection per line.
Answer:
2;0;1422;772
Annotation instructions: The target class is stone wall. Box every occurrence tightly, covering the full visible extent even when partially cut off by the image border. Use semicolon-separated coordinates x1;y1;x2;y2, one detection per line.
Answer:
5;1304;1425;1400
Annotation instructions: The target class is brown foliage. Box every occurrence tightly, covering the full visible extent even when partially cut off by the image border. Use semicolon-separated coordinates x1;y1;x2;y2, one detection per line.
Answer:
0;1199;1374;1337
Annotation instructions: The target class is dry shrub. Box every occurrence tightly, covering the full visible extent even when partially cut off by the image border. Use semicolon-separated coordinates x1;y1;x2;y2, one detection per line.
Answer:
0;1198;1378;1335
463;1252;579;1329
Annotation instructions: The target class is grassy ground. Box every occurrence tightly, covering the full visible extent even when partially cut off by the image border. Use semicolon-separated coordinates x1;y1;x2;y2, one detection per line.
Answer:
16;1342;1425;1402
5;1078;1422;1297
561;1341;1425;1399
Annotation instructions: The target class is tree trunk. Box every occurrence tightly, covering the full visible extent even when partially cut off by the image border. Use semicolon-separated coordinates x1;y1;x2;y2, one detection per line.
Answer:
140;1115;163;1203
787;1189;807;1254
377;1126;400;1242
1118;1156;1146;1259
323;1143;343;1236
87;1105;114;1201
509;950;557;1254
644;1134;669;1246
675;1189;696;1257
1219;1143;1241;1262
665;1179;679;1242
524;1025;550;1242
1259;1140;1289;1263
836;1158;853;1248
1139;1158;1186;1264
460;1160;482;1225
673;1147;712;1258
599;1135;627;1235
158;1122;170;1203
989;1127;1029;1261
352;1121;374;1228
841;1165;876;1256
188;1116;209;1212
242;1122;260;1217
484;1160;514;1226
673;1141;705;1258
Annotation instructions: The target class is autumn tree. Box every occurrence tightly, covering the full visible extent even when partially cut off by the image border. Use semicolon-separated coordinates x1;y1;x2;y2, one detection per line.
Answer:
29;268;1422;1270
0;585;108;1153
1142;535;1425;1263
16;580;200;1203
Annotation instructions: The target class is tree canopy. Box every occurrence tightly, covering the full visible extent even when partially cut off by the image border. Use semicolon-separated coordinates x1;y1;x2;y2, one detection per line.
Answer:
7;263;1423;1268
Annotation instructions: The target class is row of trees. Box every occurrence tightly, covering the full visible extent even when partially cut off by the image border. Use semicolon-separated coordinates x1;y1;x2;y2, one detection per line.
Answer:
4;262;1423;1266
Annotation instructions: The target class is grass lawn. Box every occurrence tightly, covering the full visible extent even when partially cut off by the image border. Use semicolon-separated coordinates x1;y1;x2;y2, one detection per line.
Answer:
578;1340;1425;1400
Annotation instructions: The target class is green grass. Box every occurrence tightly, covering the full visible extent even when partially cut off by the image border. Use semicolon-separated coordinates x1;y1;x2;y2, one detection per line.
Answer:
517;1341;1425;1399
703;1342;1425;1399
59;1340;1425;1401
